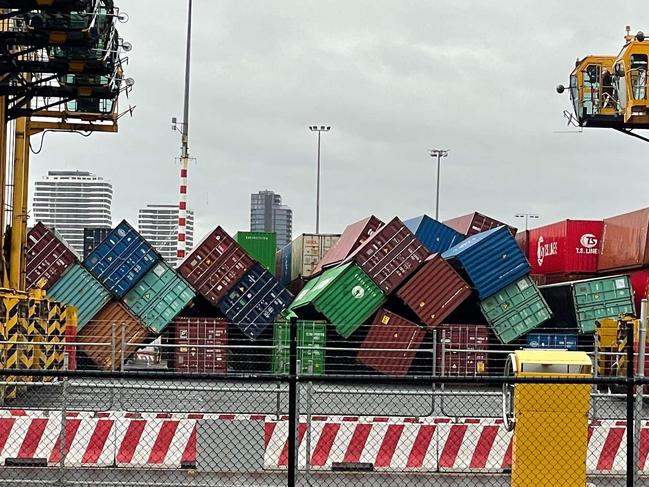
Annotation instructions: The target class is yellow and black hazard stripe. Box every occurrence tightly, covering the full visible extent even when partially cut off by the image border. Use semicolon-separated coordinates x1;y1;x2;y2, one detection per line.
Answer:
54;303;66;371
4;293;23;400
45;301;63;373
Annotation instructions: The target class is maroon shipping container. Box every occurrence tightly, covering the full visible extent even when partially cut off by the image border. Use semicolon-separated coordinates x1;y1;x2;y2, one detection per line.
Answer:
437;324;489;376
312;215;383;276
174;317;228;374
344;217;429;295
528;220;603;275
396;254;472;329
537;272;596;286
443;212;517;237
598;207;649;272
26;222;79;290
515;230;529;259
357;309;426;376
178;227;254;304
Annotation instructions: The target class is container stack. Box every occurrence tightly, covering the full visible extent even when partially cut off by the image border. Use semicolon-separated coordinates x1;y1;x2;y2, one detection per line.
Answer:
26;223;79;290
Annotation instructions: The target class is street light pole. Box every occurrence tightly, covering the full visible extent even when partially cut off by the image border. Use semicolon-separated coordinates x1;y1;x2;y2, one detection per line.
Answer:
309;125;331;234
515;213;540;231
429;149;449;220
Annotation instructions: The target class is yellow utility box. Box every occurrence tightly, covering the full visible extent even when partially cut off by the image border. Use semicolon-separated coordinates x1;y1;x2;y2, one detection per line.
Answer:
507;350;592;487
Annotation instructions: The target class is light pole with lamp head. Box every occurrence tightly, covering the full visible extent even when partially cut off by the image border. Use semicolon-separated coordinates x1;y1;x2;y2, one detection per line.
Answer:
429;149;449;220
309;125;331;234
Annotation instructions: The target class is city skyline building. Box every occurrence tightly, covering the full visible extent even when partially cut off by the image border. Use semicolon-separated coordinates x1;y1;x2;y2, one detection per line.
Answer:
138;204;194;265
250;190;292;249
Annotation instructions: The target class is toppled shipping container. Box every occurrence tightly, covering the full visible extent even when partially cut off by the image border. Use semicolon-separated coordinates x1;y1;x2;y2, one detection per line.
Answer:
515;231;529;259
48;264;111;330
26;222;79;290
598;207;649;272
443;212;517;237
344;217;429;295
178;226;254;304
289;234;340;282
442;226;531;300
290;262;386;338
235;231;276;275
217;264;293;340
525;332;578;350
312;215;383;275
479;276;552;343
123;261;195;334
628;268;649;315
395;254;472;329
528;219;603;275
540;275;635;334
272;320;326;375
404;215;465;254
437;324;490;376
83;220;159;298
174;317;228;374
83;227;112;260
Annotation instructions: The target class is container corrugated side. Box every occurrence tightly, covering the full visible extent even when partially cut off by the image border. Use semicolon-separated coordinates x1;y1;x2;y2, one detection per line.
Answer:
479;276;552;343
77;301;150;370
178;226;254;304
217;264;293;340
272;320;326;374
290;262;386;338
629;268;649;315
174;317;228;373
357;309;426;376
598;207;649;272
123;261;195;334
525;333;578;350
83;227;112;261
235;231;276;275
443;212;517;237
404;215;465;254
442;226;531;300
395;254;472;329
515;230;529;259
291;234;341;281
345;217;429;295
83;220;159;298
279;243;292;286
312;216;383;275
437;324;489;376
26;222;79;290
48;264;111;330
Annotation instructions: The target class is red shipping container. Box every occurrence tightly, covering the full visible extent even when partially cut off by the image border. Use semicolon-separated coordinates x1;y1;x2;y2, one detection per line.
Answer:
627;268;649;314
345;217;429;295
528;220;603;275
312;215;383;276
396;254;472;329
174;317;228;374
178;227;254;304
437;324;489;376
598;208;649;272
541;272;597;286
26;222;79;290
515;230;529;259
357;309;426;376
64;323;77;371
443;212;517;237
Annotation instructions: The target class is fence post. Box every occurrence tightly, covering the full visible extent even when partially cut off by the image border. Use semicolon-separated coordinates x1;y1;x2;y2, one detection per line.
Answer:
627;319;635;487
287;315;298;487
58;373;68;482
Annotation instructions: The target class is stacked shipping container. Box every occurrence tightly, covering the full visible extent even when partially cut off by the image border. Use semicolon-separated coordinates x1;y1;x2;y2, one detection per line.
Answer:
26;223;79;290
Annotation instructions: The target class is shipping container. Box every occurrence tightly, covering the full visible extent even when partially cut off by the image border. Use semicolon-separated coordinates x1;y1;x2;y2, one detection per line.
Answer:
77;301;150;371
83;220;159;298
437;324;489;376
479;276;552;343
64;307;78;370
278;243;292;286
235;231;276;275
525;333;578;350
289;234;340;282
272;320;326;374
598;207;649;272
83;227;112;260
442;226;531;300
123;261;195;334
174;317;228;374
395;254;472;329
540;275;635;334
26;222;79;290
528;220;603;275
218;264;293;340
443;212;517;237
515;230;529;259
48;264;111;330
357;309;426;376
312;215;383;275
345;217;429;295
404;215;465;254
628;268;649;314
178;226;254;304
539;273;597;286
290;262;386;338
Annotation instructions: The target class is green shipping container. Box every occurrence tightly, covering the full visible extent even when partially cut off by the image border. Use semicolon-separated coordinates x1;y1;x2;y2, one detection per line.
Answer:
479;276;552;343
123;261;195;334
272;320;326;374
235;231;277;275
289;262;386;338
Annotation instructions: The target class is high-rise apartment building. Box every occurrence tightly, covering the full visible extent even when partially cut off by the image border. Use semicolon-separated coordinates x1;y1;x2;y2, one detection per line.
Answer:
250;190;292;249
32;170;113;254
138;204;194;266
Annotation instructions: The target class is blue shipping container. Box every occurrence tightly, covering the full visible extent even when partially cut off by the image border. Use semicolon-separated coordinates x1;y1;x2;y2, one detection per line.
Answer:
83;220;160;298
404;215;465;254
442;226;531;299
218;264;294;340
525;333;578;351
48;264;112;330
280;243;292;287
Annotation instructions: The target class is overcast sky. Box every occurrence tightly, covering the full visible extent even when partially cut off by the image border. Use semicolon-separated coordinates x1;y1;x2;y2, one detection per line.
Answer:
27;0;649;240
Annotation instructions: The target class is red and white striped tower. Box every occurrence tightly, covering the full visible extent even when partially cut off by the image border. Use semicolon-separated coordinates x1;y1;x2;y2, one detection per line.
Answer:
177;156;188;260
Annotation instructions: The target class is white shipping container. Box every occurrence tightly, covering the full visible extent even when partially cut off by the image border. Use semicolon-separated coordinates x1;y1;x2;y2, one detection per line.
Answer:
290;234;340;281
